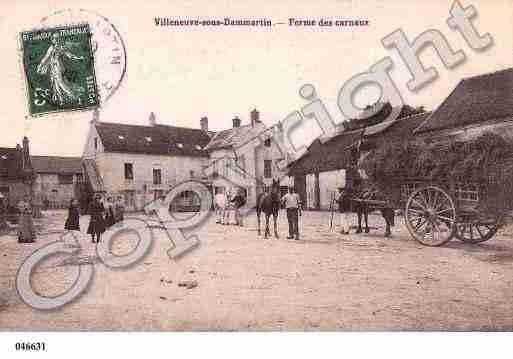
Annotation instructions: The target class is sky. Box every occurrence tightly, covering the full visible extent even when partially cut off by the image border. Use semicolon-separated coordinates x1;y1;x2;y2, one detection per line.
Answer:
1;0;512;156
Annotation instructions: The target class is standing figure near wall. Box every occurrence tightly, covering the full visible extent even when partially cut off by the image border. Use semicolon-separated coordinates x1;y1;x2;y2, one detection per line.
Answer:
115;196;125;223
17;195;36;243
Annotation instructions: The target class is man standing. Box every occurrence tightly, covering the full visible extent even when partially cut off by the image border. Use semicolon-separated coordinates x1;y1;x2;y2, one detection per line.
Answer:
281;187;301;240
230;188;246;226
336;187;352;234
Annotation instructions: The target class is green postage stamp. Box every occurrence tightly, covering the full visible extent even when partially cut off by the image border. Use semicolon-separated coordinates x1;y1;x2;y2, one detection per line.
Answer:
21;24;100;116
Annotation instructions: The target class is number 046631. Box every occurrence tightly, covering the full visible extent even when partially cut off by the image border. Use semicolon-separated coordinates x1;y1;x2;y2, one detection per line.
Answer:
15;342;46;351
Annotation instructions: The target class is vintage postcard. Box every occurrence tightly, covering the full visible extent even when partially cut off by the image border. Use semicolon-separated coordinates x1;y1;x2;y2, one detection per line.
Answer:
1;0;513;357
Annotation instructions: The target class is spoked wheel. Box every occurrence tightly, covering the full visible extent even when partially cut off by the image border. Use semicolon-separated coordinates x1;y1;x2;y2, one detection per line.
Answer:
455;217;500;243
405;185;456;246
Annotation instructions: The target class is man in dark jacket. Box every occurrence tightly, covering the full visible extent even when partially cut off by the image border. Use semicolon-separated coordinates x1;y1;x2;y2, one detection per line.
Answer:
336;187;352;234
230;188;246;226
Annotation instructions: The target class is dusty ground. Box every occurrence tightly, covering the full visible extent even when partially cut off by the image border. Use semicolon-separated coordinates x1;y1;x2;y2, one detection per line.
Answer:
1;209;513;331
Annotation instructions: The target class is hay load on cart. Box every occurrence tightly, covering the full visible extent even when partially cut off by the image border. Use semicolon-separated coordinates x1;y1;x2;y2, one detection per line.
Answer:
360;131;513;246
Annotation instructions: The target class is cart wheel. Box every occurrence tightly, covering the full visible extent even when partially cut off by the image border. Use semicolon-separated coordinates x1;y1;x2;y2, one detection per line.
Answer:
455;219;500;243
405;185;456;246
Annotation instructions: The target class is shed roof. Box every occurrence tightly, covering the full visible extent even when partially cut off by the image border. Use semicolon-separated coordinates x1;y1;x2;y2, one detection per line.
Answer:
415;68;513;134
31;156;82;174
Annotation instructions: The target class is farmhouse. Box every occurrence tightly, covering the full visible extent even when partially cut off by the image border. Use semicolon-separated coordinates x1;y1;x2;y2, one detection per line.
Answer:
30;156;84;209
82;110;212;211
203;109;288;207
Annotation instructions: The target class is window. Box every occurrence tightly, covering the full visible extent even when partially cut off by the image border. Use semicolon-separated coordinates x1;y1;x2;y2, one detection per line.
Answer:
153;168;162;185
264;138;271;147
264;160;272;178
94;137;98;150
58;174;74;184
124;163;134;180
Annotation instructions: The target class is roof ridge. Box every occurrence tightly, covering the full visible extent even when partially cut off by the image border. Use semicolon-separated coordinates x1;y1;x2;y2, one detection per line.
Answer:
96;121;204;132
31;155;82;159
460;67;513;82
414;79;464;134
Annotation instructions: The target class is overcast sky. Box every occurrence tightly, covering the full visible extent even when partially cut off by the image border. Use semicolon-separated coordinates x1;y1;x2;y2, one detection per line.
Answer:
1;0;512;156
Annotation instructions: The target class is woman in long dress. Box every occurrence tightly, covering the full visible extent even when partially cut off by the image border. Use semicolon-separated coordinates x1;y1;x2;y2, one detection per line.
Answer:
104;197;116;228
64;199;80;232
36;33;85;106
18;195;36;243
87;195;106;243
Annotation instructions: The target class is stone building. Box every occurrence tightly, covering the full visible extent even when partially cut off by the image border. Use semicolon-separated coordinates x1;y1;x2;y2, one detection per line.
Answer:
30;156;84;209
203;109;289;207
82;110;212;211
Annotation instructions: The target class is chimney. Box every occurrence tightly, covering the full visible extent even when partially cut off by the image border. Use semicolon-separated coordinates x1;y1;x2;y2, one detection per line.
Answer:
232;116;241;128
200;116;209;132
91;108;100;124
149;112;157;126
250;108;261;126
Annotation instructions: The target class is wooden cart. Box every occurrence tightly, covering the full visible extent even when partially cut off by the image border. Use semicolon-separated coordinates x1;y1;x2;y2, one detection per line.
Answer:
352;178;505;246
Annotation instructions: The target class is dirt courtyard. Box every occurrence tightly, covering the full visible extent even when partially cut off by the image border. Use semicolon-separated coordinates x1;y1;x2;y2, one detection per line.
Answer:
1;209;513;331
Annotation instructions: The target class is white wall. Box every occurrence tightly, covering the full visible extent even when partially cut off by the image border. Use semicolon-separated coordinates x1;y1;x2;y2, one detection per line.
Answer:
94;152;208;210
319;169;346;210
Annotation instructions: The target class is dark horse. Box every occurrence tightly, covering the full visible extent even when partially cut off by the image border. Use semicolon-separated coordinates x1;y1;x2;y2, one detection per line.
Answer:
256;179;281;238
352;182;395;237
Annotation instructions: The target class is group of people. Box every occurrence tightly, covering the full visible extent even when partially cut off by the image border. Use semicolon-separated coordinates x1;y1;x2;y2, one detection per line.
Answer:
64;195;125;243
214;188;246;226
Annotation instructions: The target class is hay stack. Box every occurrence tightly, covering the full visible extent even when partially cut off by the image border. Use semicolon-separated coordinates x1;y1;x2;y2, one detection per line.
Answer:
361;132;513;214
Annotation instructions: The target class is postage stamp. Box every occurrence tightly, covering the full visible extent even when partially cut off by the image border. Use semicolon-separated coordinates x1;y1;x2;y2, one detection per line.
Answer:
21;24;100;116
40;9;127;106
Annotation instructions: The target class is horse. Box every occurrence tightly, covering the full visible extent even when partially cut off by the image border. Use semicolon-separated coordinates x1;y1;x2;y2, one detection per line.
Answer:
352;185;395;237
256;179;281;238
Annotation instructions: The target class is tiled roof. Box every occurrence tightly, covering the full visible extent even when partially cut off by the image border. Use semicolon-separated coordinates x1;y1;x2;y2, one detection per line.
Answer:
95;122;211;157
415;68;513;134
31;156;82;174
364;111;431;147
0;147;22;179
288;130;363;176
204;123;265;151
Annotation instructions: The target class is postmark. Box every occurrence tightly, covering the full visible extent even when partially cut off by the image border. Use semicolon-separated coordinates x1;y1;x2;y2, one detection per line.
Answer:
21;24;99;116
40;9;127;106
